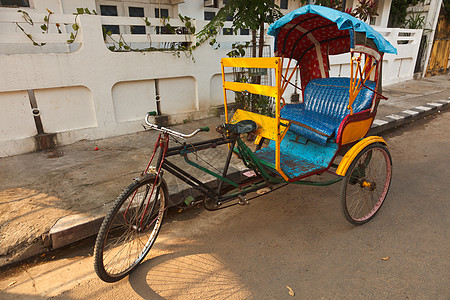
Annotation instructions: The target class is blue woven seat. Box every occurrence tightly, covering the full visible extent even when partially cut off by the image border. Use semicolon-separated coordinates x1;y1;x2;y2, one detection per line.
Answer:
281;77;375;145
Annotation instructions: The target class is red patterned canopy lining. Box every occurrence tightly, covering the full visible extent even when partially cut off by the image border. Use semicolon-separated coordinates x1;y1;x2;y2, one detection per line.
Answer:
274;13;352;92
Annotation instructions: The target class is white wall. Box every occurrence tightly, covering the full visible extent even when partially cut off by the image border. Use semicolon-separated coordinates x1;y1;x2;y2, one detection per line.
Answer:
0;6;422;157
178;1;204;20
377;0;391;27
0;12;245;157
60;0;96;14
329;27;423;84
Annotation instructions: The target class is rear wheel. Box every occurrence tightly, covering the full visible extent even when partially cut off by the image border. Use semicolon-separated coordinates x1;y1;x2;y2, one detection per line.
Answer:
94;175;168;282
341;143;392;225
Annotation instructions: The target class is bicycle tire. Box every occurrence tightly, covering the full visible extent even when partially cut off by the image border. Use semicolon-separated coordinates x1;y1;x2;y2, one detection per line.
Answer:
94;175;168;282
341;143;392;225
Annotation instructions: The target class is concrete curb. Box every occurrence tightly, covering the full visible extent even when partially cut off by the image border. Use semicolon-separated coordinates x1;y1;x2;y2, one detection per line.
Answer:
369;99;450;135
41;98;450;253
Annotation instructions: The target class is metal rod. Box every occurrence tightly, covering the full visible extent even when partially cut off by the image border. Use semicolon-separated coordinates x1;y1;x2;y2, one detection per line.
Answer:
162;160;218;197
183;154;239;188
217;139;236;195
165;137;233;157
27;89;44;134
154;79;161;115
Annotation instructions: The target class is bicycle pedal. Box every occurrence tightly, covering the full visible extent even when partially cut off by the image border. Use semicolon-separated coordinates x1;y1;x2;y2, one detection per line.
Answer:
237;195;249;205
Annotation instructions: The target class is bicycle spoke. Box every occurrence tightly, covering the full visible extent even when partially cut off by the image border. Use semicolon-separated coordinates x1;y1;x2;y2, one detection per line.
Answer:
342;145;392;224
95;176;167;282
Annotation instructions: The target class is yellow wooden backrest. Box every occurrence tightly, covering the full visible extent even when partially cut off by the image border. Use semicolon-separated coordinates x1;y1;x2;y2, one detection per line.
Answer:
221;57;281;101
221;57;289;180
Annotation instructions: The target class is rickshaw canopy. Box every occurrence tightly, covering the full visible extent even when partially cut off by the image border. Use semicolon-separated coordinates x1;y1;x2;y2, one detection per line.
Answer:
268;5;397;57
267;5;397;92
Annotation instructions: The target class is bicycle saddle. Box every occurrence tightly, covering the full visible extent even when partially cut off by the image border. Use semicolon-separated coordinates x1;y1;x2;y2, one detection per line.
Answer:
224;120;257;134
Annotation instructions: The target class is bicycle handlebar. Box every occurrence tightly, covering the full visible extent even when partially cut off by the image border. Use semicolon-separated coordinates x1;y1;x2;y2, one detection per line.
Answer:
145;111;209;138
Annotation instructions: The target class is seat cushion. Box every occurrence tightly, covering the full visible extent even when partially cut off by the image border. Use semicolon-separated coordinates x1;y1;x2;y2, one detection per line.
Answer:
281;108;341;145
281;77;376;145
304;77;376;120
224;120;257;134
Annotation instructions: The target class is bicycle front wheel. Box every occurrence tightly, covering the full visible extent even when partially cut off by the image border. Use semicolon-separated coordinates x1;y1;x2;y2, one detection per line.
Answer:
94;175;168;282
341;143;392;225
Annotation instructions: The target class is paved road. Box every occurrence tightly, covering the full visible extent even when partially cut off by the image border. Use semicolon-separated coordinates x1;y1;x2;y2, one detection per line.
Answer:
1;112;449;299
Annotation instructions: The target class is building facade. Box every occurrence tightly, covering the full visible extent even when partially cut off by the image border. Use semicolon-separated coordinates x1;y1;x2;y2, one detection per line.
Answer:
0;0;422;157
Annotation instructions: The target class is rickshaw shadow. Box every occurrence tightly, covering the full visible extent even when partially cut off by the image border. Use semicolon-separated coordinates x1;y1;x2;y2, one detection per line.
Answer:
126;182;349;299
128;250;253;299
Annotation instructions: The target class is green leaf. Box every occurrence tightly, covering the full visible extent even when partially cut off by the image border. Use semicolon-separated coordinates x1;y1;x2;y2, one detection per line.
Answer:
70;32;75;39
93;9;97;15
84;8;91;14
107;31;112;36
44;16;48;22
124;45;130;50
41;24;47;31
76;8;84;14
67;39;74;43
119;41;123;47
108;46;115;51
72;23;79;31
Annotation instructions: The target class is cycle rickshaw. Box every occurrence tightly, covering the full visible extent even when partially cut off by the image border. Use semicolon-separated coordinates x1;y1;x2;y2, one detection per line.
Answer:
94;5;397;282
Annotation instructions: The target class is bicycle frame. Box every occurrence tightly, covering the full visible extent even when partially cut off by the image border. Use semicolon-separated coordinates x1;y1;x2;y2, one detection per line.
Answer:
145;130;342;209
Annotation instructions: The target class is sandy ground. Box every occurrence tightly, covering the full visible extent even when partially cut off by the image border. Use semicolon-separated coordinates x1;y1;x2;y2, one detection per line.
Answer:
0;117;246;265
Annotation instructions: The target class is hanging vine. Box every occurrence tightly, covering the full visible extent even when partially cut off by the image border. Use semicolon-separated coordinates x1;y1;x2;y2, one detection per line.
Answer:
16;9;48;46
14;7;203;60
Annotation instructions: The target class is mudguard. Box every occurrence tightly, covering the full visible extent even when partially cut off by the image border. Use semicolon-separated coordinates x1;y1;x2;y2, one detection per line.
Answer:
336;136;387;176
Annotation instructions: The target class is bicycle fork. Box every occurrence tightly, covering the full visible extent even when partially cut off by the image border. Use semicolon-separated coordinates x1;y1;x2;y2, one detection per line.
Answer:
124;133;168;231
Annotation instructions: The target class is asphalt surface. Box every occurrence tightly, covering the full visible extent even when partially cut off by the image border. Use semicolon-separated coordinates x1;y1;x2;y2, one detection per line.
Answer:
0;75;449;268
1;110;448;299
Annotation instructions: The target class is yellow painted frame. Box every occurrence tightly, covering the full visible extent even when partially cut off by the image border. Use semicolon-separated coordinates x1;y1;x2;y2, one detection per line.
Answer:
221;57;288;180
336;136;387;176
348;53;376;115
340;117;374;145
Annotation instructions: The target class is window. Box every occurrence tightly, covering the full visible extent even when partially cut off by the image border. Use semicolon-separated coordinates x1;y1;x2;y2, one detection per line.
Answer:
223;28;233;35
204;11;215;20
155;8;170;34
129;6;145;34
100;5;120;34
240;29;249;35
280;0;288;10
0;0;29;6
155;8;169;18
